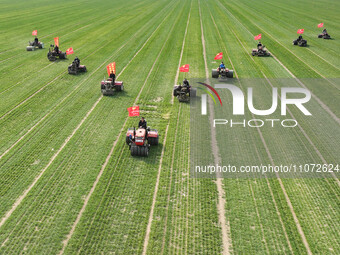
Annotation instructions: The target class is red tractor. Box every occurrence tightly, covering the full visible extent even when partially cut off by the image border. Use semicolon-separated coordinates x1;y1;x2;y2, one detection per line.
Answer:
126;127;159;156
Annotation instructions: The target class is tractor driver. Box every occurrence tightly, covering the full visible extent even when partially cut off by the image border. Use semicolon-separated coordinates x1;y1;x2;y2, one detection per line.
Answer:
74;56;80;67
109;71;116;83
257;41;263;49
54;45;59;53
219;61;225;70
323;28;328;34
183;78;190;88
34;37;39;45
298;35;303;41
139;117;147;129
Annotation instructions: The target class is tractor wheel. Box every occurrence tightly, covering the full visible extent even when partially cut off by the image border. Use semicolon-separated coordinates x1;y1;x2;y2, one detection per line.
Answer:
140;146;148;157
131;144;138;156
252;51;256;56
59;52;66;59
318;34;322;38
212;69;219;78
115;85;121;91
148;137;159;146
293;40;298;45
190;88;197;97
48;53;56;61
173;86;179;97
227;70;234;78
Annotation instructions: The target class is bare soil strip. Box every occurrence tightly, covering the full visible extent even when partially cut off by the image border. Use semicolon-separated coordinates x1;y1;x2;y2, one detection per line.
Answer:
199;2;232;254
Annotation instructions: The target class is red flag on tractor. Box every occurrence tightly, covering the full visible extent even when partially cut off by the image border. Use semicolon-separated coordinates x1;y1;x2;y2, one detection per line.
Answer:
106;62;116;76
297;29;304;34
318;23;324;28
254;34;262;40
179;64;189;72
32;30;37;36
214;52;223;60
127;106;140;117
54;37;59;47
66;48;74;55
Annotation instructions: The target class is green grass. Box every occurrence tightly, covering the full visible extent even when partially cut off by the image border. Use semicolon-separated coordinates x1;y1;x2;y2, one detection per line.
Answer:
0;0;339;254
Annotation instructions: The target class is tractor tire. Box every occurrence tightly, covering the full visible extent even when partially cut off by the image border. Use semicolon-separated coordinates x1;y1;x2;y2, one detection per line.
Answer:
26;46;34;51
131;144;138;156
252;51;256;56
140;146;148;157
115;85;121;91
39;43;44;49
48;53;56;61
190;88;197;97
68;66;73;73
293;40;298;45
59;52;67;59
212;69;219;78
173;89;178;97
148;137;159;146
226;70;234;78
318;34;322;38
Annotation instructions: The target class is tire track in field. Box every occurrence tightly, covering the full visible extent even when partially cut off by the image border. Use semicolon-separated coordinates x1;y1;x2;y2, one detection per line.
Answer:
306;48;340;72
211;7;313;253
143;3;190;252
57;3;180;253
0;1;176;231
0;0;176;161
172;0;192;105
216;0;340;126
208;9;295;254
199;2;232;254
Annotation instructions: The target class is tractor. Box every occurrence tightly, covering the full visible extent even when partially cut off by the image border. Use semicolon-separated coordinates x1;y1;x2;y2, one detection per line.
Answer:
252;43;270;56
212;67;234;79
68;57;87;75
126;127;159;157
293;36;307;47
26;37;44;51
47;45;66;61
173;83;196;102
318;29;331;39
100;76;123;96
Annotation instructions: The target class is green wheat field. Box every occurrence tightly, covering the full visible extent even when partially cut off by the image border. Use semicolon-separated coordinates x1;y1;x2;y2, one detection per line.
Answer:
0;0;339;254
